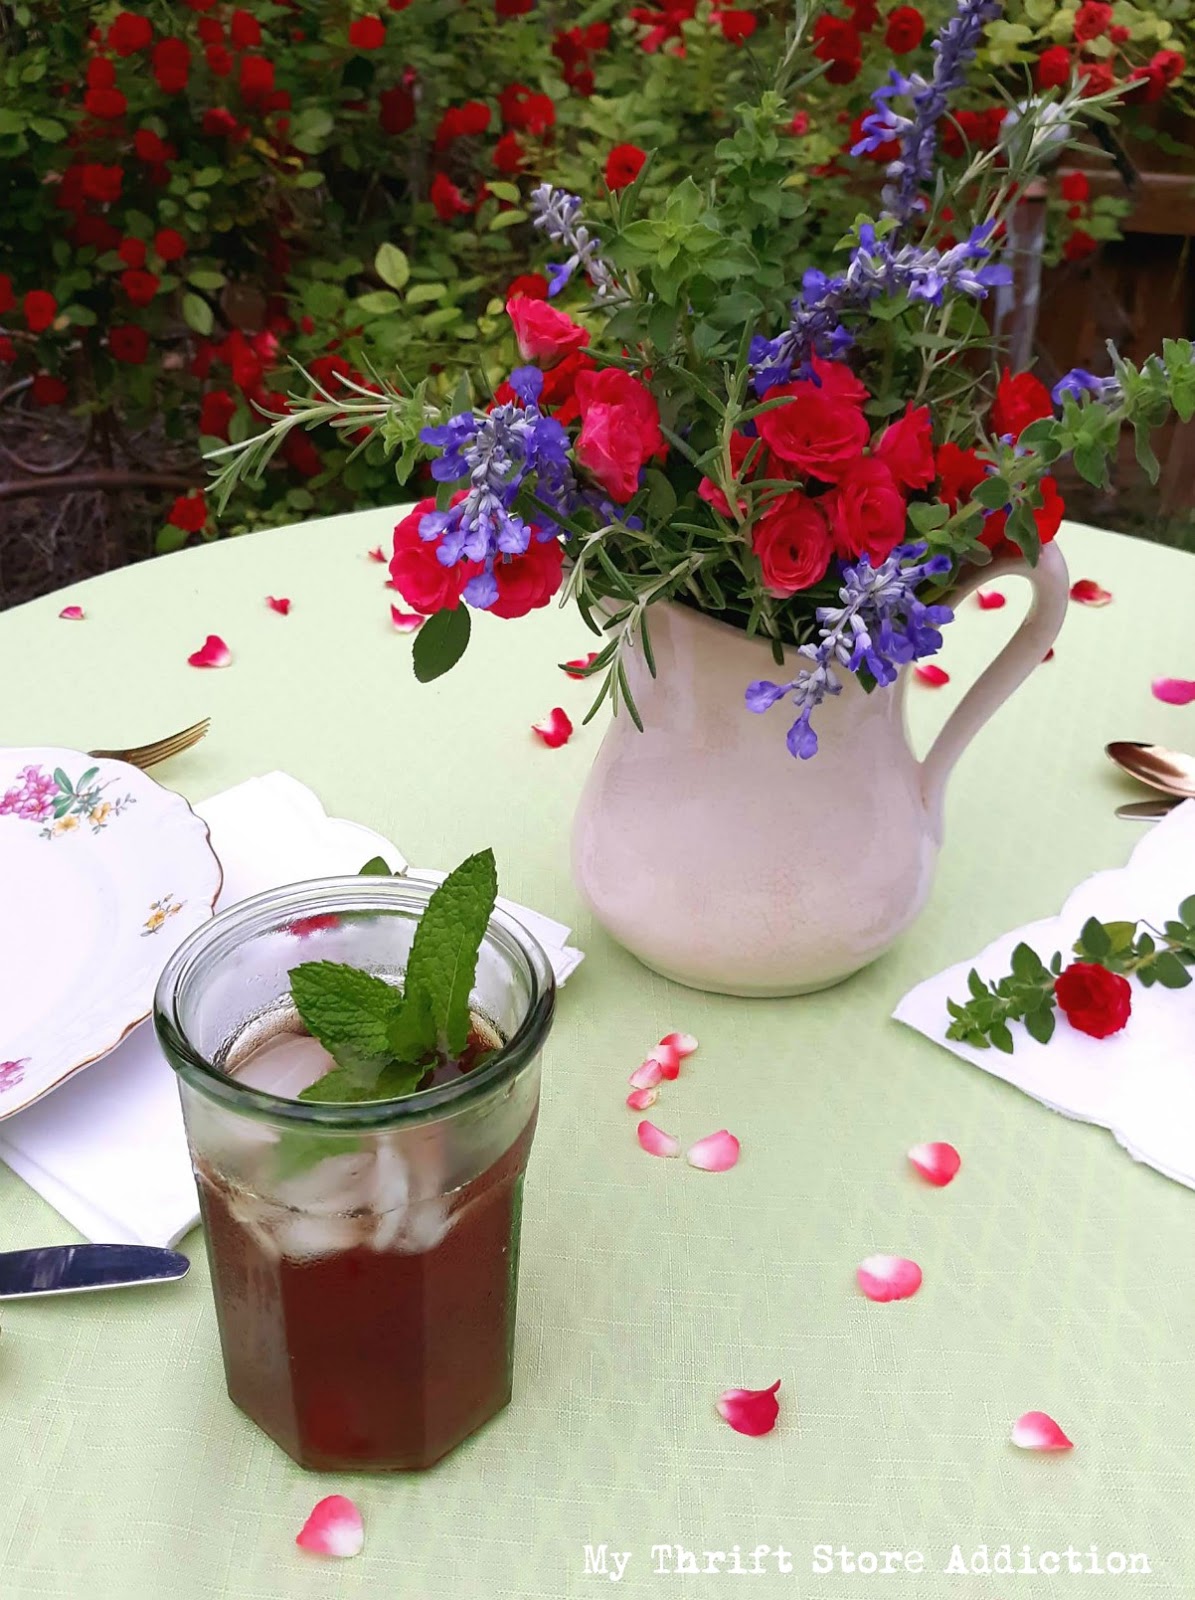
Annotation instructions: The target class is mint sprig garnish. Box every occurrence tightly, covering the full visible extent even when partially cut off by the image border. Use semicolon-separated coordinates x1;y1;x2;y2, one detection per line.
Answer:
288;848;499;1103
946;893;1195;1053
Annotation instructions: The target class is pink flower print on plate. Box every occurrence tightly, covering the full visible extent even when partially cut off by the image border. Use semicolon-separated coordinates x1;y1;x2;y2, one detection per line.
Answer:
0;1059;29;1094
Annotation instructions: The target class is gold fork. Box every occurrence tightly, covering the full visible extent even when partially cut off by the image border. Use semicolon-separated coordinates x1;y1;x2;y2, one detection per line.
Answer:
88;717;211;771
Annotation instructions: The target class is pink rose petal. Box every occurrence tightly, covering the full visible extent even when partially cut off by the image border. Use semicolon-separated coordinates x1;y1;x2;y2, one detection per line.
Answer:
295;1495;364;1559
1153;677;1195;706
266;595;291;615
686;1129;740;1172
1011;1411;1074;1452
629;1058;665;1091
914;664;950;687
717;1380;781;1437
1069;578;1112;607
391;605;427;633
659;1031;699;1058
907;1141;961;1187
645;1040;682;1080
187;633;231;669
637;1119;680;1158
367;546;385;562
532;707;573;748
856;1253;923;1302
562;651;599;679
1043;648;1055;663
626;1086;659;1111
976;590;1006;610
58;604;85;621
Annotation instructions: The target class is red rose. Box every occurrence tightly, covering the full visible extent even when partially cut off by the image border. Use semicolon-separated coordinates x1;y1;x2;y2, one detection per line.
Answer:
935;441;986;510
713;9;757;45
80;162;123;204
605;142;647;191
574;368;665;502
88;58;116;88
507;272;549;302
0;274;14;314
202;107;241;137
1035;45;1071;91
283;431;322;477
109;324;149;364
200;389;237;438
230;8;261;47
1073;0;1112;43
84;87;128;120
991;367;1054;440
133;127;170;162
1063;228;1098;262
197;16;223;43
494;133;523;174
437;100;492;148
389;497;480;613
979;476;1065;555
378;84;415;135
238;53;274;102
497;0;534;14
168;491;208;532
1060;171;1089;203
755;380;869;483
120;268;160;306
30;374;69;407
848;0;880;27
0;335;15;363
489;536;565;618
827;456;907;564
152;37;190;93
23;290;57;334
698;431;755;517
812;16;861;82
1054;961;1131;1039
206;44;233;76
348;16;386;49
507;296;588;365
108;11;152;54
499;85;555;135
876;404;935;491
1151;49;1186;85
751;491;833;595
538;347;595;424
154;228;187;262
430;171;472;221
885;6;925;53
1078;60;1115;96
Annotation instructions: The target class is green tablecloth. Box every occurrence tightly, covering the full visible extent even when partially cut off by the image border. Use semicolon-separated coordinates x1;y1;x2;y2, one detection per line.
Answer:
1;513;1193;1600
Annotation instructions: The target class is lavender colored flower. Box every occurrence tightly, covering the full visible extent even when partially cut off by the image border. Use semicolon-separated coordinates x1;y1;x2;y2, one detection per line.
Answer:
529;183;621;301
745;545;954;759
419;399;577;610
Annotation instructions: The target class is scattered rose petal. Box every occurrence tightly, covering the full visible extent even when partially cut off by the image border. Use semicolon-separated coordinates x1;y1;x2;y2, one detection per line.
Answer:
626;1086;659;1111
686;1129;740;1172
532;707;573;748
562;651;599;679
637;1119;680;1158
286;913;342;938
976;590;1006;610
367;546;385;562
645;1040;682;1080
187;633;231;669
856;1254;923;1302
914;664;950;687
266;595;291;615
296;1495;364;1559
1043;648;1055;663
1152;677;1195;706
58;604;85;621
1069;578;1112;607
384;578;398;590
390;606;426;633
659;1031;698;1058
629;1058;665;1091
716;1380;781;1437
1011;1411;1074;1452
908;1141;961;1187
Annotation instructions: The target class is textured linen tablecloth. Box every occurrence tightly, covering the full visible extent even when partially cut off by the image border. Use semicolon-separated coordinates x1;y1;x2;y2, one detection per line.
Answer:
0;512;1193;1600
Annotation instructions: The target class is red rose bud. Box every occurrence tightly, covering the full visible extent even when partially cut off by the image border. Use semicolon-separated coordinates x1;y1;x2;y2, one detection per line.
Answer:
23;290;57;334
109;325;149;364
1054;962;1131;1039
885;5;925;53
348;15;386;49
1035;45;1071;91
605;142;647;191
506;296;588;365
108;11;153;54
1073;0;1113;43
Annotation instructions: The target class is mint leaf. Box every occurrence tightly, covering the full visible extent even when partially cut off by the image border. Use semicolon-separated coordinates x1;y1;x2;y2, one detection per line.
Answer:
289;961;400;1081
404;849;498;1055
298;1060;425;1103
359;855;394;876
387;986;436;1060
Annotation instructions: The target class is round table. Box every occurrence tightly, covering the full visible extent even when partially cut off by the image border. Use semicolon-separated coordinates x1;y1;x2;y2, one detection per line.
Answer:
1;512;1193;1600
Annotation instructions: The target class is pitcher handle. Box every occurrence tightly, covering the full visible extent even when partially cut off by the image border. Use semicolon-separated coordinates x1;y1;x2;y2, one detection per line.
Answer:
920;541;1070;832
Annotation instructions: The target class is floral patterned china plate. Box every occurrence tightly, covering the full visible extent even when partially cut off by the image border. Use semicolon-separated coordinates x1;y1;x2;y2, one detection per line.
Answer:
0;748;222;1120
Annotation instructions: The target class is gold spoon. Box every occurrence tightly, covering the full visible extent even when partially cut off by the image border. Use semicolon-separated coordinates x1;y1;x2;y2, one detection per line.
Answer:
1105;741;1195;800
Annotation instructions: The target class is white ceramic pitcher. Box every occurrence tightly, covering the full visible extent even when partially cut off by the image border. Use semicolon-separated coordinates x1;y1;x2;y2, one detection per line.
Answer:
571;544;1070;996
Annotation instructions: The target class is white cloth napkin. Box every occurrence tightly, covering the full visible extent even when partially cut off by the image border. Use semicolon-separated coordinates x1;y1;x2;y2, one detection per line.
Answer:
894;799;1195;1191
0;773;583;1246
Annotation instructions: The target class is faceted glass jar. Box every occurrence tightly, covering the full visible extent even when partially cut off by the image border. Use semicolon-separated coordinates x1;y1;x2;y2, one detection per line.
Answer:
153;876;555;1472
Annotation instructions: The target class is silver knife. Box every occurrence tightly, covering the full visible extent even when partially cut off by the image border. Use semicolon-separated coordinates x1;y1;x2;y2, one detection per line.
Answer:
1115;798;1182;822
0;1244;190;1299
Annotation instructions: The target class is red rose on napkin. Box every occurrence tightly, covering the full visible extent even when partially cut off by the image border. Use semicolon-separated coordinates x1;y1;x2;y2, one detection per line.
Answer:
1054;962;1132;1039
